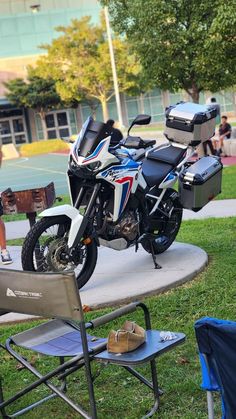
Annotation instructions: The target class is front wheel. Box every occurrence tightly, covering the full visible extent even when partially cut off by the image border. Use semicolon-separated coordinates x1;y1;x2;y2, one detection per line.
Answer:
141;196;183;255
21;215;97;289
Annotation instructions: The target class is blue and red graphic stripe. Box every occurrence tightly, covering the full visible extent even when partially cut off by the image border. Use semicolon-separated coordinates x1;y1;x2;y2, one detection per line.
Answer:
116;176;134;215
83;139;107;163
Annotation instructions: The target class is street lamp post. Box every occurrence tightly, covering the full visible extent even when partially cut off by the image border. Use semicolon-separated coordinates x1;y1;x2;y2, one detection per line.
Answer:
104;6;124;127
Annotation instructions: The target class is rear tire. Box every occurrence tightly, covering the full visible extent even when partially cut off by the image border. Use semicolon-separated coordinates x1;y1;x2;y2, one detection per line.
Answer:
21;215;97;289
141;196;183;255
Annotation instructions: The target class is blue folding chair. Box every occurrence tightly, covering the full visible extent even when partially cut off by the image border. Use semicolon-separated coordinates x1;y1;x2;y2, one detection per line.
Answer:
194;317;236;419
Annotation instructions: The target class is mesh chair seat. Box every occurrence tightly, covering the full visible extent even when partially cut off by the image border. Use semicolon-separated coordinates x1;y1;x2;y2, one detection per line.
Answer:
95;330;185;365
11;319;107;357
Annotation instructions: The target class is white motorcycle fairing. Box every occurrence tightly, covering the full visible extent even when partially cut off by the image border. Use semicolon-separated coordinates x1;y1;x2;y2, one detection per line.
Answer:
39;204;83;248
71;136;119;170
96;158;141;222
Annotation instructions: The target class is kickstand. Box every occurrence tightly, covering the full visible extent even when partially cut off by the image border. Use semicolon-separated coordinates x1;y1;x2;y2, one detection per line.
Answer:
150;241;162;269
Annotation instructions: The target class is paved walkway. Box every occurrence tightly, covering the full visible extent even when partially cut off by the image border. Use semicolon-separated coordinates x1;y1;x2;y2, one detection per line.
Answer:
1;198;235;324
183;199;236;220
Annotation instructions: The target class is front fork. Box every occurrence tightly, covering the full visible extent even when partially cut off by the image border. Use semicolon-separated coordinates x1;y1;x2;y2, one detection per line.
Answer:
69;183;101;250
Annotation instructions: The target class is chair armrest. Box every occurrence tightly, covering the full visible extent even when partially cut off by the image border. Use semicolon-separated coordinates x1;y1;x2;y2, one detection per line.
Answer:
88;301;152;330
89;302;140;329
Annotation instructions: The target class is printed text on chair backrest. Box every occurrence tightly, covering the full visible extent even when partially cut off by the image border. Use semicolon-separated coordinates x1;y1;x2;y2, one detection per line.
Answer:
0;269;83;321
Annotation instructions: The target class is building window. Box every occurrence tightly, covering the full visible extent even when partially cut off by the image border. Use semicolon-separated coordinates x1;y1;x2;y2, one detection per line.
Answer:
35;109;77;140
124;96;139;125
0;112;28;145
142;89;164;122
124;89;165;125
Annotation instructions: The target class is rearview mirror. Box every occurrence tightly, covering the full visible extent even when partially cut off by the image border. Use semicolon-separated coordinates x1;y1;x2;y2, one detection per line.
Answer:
128;114;151;135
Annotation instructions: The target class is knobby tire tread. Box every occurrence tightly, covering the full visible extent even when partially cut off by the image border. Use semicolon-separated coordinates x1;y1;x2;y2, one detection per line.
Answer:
21;216;97;289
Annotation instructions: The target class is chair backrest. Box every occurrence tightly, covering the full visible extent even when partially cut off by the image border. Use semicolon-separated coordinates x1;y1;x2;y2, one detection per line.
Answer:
0;269;83;321
195;317;236;418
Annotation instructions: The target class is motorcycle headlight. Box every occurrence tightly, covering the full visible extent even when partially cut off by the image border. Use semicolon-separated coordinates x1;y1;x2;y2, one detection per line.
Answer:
86;162;101;171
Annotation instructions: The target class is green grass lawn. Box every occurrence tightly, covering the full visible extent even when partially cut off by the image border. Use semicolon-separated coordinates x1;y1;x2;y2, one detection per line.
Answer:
217;164;236;199
1;216;236;418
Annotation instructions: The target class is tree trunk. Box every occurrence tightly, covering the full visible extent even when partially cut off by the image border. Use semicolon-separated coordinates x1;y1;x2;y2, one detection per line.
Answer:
189;83;200;103
191;89;200;103
39;110;48;139
101;98;109;122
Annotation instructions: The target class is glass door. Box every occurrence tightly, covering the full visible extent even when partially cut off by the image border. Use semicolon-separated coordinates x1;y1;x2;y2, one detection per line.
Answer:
45;111;71;139
12;117;27;144
0;120;12;144
0;117;27;145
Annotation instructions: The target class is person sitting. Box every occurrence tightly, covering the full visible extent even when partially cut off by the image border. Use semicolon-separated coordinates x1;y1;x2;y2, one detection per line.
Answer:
203;97;220;156
213;115;231;156
106;119;123;146
207;97;221;124
203;138;216;156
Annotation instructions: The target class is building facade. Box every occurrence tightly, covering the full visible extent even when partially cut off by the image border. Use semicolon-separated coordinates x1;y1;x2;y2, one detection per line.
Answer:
0;0;236;146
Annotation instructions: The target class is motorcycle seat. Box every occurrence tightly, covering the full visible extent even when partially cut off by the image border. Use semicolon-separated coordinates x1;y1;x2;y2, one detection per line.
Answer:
142;159;173;187
147;145;187;166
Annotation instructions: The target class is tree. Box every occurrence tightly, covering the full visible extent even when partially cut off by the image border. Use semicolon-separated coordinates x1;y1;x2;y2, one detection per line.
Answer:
5;71;63;139
35;15;143;120
102;0;236;103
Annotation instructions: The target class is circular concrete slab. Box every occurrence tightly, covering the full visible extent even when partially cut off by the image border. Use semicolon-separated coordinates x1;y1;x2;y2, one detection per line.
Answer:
81;242;207;307
4;242;207;312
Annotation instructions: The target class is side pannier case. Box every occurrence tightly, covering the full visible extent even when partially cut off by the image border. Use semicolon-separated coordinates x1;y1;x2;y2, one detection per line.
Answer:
164;102;217;146
178;156;223;212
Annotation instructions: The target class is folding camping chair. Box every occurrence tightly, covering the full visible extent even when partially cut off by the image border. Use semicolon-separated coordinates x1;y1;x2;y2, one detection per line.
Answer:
195;317;236;419
0;269;185;418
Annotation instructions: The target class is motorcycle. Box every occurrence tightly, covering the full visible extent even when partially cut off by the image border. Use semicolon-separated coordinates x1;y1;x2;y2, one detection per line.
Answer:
21;112;203;288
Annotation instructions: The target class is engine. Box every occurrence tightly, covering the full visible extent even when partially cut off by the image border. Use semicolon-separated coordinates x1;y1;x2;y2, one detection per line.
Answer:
102;210;139;242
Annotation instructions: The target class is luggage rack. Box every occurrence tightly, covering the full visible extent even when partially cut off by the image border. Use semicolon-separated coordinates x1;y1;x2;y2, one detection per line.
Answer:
1;182;56;227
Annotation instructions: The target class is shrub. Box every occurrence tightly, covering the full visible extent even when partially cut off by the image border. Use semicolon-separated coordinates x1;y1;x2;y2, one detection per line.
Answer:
20;139;70;157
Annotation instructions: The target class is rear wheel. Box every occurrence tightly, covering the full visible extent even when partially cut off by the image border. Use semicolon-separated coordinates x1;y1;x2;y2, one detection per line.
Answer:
141;196;183;255
21;215;97;289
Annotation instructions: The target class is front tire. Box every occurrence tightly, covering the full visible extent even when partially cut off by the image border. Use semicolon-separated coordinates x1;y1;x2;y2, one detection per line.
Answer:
21;215;97;289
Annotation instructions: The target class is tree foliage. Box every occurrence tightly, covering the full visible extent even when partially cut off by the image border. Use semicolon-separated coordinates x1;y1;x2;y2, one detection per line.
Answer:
102;0;236;102
5;70;62;138
35;15;145;120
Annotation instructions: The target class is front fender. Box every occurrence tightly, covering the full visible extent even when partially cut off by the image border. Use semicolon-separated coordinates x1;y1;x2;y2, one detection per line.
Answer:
39;204;80;220
39;204;84;248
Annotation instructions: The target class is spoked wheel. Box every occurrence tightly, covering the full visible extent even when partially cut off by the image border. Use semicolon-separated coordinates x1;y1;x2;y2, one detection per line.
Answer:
141;197;183;255
21;215;97;289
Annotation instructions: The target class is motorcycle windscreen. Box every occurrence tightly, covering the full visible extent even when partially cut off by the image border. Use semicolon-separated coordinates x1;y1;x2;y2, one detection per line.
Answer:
75;117;110;157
